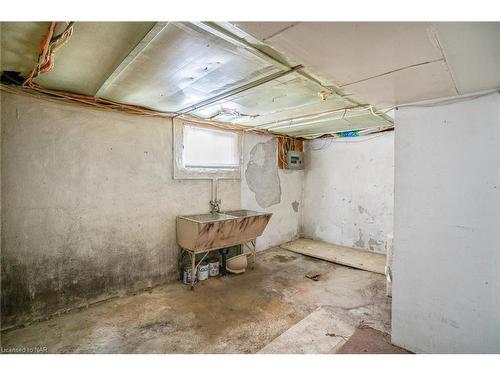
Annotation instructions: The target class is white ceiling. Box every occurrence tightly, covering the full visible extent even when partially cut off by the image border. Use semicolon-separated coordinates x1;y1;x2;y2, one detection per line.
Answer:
36;22;155;96
233;22;500;108
1;21;394;136
1;22;49;76
434;23;500;94
96;22;284;113
2;22;498;137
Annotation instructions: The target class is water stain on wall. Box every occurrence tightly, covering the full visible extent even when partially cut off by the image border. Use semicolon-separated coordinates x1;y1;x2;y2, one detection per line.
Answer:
354;229;365;248
1;241;168;329
368;238;383;251
245;139;281;208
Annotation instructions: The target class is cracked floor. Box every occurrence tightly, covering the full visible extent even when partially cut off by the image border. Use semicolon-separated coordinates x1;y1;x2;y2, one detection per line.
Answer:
0;247;391;353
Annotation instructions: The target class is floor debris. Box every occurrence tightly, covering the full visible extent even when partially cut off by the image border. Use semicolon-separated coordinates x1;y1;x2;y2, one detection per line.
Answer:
305;271;321;281
325;332;348;339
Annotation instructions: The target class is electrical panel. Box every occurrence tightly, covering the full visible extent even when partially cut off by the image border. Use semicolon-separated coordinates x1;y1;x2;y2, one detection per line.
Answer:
286;151;304;170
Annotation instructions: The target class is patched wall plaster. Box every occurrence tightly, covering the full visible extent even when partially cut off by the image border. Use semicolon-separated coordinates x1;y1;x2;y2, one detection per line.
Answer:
245;138;282;208
241;133;304;251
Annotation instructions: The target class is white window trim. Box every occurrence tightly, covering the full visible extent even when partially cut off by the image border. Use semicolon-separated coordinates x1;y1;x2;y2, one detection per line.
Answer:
173;118;242;180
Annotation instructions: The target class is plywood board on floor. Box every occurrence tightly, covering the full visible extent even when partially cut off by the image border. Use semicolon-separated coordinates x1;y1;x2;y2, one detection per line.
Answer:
281;238;386;274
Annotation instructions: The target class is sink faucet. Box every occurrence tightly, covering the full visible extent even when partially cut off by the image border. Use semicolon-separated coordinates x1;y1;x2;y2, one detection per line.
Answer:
210;199;221;214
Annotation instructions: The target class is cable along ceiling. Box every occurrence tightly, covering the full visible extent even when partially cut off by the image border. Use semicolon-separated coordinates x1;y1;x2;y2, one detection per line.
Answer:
0;21;393;137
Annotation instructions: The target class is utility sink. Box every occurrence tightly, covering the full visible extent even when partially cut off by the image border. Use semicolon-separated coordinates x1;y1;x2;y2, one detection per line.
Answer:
222;210;264;218
176;210;272;252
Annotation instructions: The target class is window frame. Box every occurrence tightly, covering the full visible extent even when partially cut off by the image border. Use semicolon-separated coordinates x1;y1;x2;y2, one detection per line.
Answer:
173;118;242;180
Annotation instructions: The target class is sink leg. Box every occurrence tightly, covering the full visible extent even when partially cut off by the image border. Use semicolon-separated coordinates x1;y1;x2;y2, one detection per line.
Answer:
219;248;229;276
190;251;196;291
252;240;256;270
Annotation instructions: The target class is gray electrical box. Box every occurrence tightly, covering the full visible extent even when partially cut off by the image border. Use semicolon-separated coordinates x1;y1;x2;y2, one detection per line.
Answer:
286;151;304;170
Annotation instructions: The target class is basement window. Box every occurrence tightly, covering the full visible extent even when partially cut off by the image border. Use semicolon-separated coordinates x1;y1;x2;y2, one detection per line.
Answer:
173;119;242;179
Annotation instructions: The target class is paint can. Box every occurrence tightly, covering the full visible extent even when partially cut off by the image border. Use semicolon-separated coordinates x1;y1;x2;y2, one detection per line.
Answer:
198;262;209;281
208;258;220;277
183;267;197;285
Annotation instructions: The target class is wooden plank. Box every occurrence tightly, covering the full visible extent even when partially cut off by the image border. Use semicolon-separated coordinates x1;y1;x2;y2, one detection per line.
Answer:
280;238;386;274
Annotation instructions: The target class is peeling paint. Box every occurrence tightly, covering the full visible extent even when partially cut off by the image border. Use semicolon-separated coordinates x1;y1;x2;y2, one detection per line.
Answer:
291;201;299;212
245;139;281;208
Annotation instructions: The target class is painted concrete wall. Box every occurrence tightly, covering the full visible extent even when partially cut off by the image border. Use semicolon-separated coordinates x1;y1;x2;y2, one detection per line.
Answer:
0;92;242;328
302;132;394;253
241;133;304;251
392;93;500;353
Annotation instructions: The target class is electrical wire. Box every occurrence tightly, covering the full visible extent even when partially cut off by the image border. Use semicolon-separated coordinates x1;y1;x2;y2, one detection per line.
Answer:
7;20;498;143
0;83;292;140
255;104;390;132
24;22;75;86
3;20;391;142
296;90;497;140
304;89;498;140
394;89;499;109
308;131;392;152
8;23;231;130
309;137;333;151
246;89;499;137
327;132;391;143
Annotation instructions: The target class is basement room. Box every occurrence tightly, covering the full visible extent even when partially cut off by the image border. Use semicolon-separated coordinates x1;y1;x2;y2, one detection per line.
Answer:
1;1;500;371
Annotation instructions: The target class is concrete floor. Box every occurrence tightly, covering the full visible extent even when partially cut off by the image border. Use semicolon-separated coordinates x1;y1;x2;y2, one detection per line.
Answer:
337;326;411;354
0;247;391;354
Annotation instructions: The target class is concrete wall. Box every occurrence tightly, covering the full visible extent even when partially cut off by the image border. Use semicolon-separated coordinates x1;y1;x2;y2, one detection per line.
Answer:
241;133;303;250
0;92;242;328
302;132;394;253
392;93;500;353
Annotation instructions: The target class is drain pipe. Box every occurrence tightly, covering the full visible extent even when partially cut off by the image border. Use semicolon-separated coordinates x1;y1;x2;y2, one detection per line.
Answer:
210;178;221;213
212;178;218;202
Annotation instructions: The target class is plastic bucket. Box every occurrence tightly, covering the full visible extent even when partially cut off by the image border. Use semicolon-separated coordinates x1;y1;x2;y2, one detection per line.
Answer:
208;258;220;277
182;267;198;285
198;262;209;281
